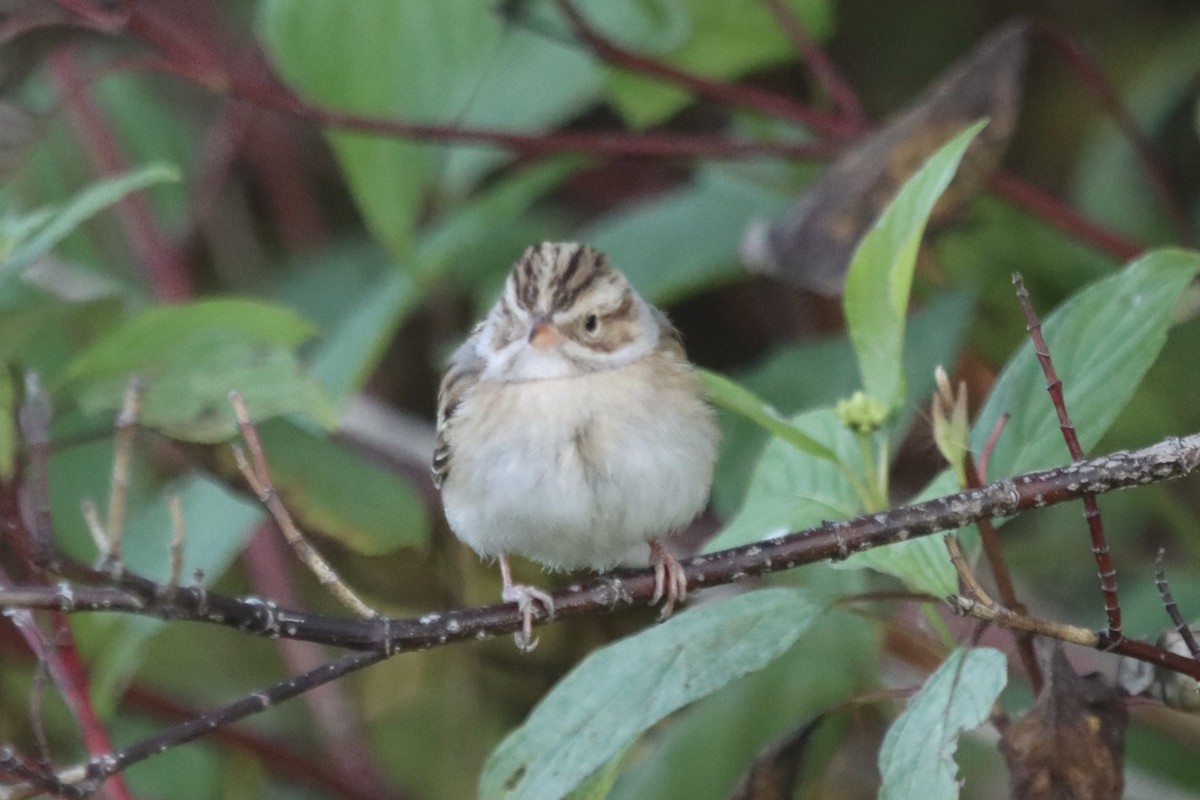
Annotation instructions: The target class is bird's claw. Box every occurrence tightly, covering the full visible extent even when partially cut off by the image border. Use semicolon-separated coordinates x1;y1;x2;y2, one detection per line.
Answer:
502;583;555;652
650;541;688;620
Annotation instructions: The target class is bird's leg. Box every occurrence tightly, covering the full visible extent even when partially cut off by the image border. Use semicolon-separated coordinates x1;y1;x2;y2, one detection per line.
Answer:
499;553;555;651
650;540;688;620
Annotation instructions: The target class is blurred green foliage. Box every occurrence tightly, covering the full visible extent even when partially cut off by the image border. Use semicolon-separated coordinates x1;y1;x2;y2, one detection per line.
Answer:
1;1;1199;799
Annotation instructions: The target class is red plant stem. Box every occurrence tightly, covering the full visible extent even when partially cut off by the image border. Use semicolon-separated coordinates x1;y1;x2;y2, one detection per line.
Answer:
1028;22;1196;247
50;47;193;301
1012;272;1122;642
0;573;133;800
756;0;868;131
989;171;1143;262
553;0;859;140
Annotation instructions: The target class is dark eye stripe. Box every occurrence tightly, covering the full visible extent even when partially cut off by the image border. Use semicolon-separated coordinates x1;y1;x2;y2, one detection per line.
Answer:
515;250;539;311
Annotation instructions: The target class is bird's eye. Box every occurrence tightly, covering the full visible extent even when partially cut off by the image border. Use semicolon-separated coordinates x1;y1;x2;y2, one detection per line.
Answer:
584;314;599;334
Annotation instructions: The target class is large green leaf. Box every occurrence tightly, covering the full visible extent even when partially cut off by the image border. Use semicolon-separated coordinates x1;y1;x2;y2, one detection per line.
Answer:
973;248;1200;478
843;121;983;411
479;588;827;800
879;647;1007;800
609;572;877;800
259;1;604;258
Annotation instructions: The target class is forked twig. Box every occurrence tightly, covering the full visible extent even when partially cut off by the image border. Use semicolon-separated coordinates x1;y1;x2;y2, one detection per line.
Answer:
228;392;377;620
1013;272;1122;643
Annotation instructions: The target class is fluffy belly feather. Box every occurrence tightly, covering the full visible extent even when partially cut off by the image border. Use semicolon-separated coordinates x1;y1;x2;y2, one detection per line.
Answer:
441;362;716;570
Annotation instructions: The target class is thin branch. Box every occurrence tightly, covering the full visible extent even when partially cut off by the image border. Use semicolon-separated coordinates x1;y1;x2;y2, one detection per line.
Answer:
4;432;1199;660
50;48;193;301
947;595;1099;647
755;0;868;129
1013;272;1122;642
1155;548;1200;659
103;379;144;565
72;650;388;798
165;492;185;593
16;374;54;566
229;392;377;619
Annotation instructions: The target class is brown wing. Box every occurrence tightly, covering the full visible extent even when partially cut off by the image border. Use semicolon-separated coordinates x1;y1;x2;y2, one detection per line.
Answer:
432;329;486;489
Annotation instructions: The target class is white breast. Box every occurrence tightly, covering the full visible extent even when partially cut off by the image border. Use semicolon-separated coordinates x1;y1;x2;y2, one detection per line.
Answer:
440;356;717;570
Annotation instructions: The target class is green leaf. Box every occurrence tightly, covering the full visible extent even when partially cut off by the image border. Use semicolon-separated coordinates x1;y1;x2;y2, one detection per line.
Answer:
843;121;985;411
879;647;1007;800
479;588;827;800
63;300;336;442
0;367;15;481
605;0;833;128
583;166;793;305
61;298;314;383
974;248;1200;478
256;419;428;555
259;0;604;257
705;408;860;553
0;163;179;278
609;573;877;800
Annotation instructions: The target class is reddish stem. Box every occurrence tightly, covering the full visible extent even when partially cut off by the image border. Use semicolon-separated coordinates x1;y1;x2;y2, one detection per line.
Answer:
1028;22;1196;247
756;0;868;131
50;47;193;301
554;0;858;140
1012;272;1122;643
989;171;1143;263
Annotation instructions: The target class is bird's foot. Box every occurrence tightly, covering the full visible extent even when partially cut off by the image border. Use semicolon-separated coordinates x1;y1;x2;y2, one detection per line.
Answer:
501;582;555;652
650;540;688;620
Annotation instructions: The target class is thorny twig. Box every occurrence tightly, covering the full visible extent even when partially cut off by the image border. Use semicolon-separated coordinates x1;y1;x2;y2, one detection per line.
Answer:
1014;272;1123;643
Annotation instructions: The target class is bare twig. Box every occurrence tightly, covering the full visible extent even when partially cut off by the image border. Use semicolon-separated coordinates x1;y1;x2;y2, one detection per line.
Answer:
229;392;378;619
1013;272;1122;643
947;595;1100;647
103;379;144;565
944;533;996;607
165;492;185;594
1155;548;1200;659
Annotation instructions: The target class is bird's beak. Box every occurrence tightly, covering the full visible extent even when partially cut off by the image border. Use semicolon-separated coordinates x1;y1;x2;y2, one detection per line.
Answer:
528;317;561;350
